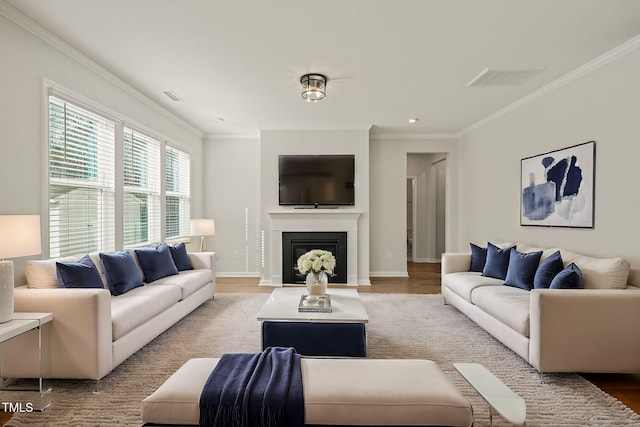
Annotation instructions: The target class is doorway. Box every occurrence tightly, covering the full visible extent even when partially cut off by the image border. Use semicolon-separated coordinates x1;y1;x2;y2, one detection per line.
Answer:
406;153;447;264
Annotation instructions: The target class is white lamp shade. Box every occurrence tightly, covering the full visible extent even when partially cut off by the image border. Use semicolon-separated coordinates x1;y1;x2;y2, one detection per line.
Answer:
0;215;42;259
0;215;41;323
190;219;215;236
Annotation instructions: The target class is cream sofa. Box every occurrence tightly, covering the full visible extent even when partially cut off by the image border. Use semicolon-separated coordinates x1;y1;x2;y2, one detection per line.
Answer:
2;251;215;380
442;243;640;373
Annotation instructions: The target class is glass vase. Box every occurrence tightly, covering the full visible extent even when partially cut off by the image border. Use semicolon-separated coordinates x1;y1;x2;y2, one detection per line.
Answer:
305;271;328;301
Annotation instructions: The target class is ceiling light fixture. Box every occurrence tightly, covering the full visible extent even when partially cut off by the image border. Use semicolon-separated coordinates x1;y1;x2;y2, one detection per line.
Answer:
300;74;327;102
408;118;419;124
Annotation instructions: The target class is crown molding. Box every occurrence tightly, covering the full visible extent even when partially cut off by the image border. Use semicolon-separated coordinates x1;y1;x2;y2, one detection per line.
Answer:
204;129;456;141
369;132;457;141
0;0;204;139
458;34;640;137
204;133;260;141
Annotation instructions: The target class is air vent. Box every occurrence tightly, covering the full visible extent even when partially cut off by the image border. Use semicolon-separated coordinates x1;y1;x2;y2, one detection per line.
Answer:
163;90;183;102
466;68;544;87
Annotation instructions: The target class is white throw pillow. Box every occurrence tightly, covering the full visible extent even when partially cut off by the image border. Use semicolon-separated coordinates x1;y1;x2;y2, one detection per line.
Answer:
25;255;82;289
569;255;630;289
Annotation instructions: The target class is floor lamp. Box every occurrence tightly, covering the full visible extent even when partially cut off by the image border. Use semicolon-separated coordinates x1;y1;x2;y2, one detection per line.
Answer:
0;215;41;323
190;219;215;252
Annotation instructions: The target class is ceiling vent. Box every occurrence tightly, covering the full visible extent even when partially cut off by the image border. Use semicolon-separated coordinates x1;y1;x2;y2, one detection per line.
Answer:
466;68;544;87
163;90;183;102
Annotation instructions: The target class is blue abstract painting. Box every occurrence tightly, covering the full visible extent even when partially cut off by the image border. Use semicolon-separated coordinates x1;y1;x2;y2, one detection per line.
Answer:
521;141;595;227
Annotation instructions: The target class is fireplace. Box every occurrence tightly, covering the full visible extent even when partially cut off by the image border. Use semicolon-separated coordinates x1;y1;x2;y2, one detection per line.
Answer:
266;209;362;286
282;231;347;284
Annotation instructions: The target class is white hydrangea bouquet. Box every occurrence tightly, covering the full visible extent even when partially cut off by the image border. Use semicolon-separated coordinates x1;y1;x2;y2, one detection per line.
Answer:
297;249;336;275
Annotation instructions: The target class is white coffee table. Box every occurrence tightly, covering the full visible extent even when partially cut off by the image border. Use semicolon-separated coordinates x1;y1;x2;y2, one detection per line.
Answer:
257;288;368;357
257;288;368;323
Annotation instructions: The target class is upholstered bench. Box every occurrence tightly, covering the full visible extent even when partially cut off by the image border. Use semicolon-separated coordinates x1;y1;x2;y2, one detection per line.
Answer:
141;357;473;426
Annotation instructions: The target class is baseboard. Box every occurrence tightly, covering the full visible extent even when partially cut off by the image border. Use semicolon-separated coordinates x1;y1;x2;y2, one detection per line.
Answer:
258;279;277;287
216;272;262;278
258;279;369;286
369;271;410;278
411;258;440;263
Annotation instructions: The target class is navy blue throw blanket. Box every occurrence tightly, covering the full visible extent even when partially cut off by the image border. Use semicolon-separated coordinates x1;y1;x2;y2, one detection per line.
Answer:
199;347;304;427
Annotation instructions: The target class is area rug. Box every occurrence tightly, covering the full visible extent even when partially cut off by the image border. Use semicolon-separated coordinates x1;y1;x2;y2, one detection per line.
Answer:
6;293;640;426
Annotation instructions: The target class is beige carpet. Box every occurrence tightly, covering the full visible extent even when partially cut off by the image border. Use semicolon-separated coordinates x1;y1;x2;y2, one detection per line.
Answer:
7;293;640;426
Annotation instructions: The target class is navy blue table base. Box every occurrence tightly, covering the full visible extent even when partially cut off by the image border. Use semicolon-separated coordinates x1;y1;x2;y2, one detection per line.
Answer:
261;321;366;357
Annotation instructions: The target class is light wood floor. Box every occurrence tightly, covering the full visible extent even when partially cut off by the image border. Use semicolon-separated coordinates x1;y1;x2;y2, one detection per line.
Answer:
2;262;638;424
217;262;640;416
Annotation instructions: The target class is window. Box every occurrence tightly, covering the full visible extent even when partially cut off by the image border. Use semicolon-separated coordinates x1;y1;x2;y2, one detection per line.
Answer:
123;128;161;247
47;89;192;256
165;146;191;239
48;96;116;257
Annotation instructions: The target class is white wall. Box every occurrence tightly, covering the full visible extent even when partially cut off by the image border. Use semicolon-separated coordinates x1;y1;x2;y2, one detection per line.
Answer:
369;138;458;276
207;133;458;279
457;44;640;266
202;137;261;275
260;130;370;283
0;14;204;282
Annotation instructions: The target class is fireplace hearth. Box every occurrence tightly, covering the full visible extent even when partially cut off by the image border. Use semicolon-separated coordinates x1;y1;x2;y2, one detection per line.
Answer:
282;231;347;284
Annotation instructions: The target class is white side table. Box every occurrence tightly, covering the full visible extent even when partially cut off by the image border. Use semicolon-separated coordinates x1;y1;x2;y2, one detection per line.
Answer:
454;362;526;426
0;312;53;410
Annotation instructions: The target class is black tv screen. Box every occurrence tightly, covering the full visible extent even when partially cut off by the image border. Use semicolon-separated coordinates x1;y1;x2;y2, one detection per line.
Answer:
278;155;355;206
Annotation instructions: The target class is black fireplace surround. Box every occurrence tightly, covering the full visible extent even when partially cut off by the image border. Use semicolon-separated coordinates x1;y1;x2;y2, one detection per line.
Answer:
282;231;347;284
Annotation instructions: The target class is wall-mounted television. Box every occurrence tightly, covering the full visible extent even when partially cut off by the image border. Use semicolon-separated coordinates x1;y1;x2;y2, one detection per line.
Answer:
278;155;355;206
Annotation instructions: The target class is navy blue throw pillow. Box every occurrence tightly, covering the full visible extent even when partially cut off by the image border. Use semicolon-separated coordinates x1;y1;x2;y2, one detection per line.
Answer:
469;243;487;272
504;248;543;291
99;251;144;296
135;243;179;283
482;242;514;280
533;251;564;289
56;255;104;289
550;262;584;289
169;242;193;271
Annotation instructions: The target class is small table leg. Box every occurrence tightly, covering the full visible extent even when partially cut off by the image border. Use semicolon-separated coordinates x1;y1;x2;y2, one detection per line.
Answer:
36;323;51;411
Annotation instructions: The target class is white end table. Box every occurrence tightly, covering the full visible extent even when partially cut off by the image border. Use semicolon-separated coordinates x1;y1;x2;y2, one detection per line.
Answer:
0;312;53;411
454;362;526;426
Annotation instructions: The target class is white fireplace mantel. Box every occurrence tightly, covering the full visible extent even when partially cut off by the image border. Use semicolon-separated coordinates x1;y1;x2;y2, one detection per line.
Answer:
265;209;362;286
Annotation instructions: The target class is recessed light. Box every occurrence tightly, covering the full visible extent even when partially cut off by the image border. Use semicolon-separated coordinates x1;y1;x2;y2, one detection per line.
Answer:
408;118;419;124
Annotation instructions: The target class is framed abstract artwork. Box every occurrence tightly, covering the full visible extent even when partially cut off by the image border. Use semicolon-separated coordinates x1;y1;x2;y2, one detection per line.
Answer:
521;141;595;228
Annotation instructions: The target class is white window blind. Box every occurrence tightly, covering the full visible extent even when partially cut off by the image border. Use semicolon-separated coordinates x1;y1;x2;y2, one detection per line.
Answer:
165;146;191;239
48;96;116;257
123;128;161;247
